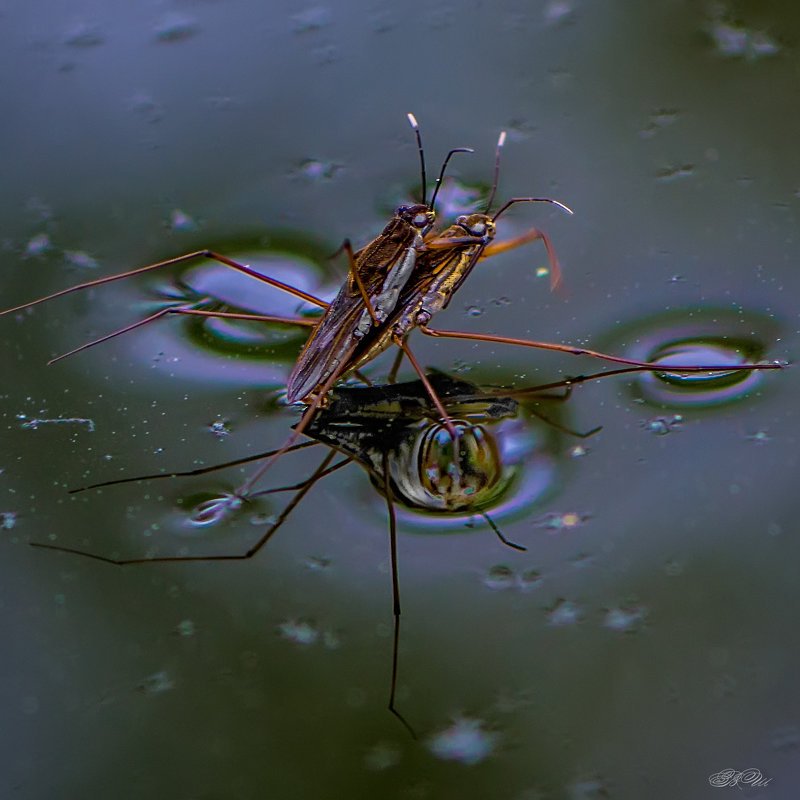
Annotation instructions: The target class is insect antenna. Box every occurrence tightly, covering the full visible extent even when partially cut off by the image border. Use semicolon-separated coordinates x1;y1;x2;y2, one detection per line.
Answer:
407;112;473;212
483;131;507;213
406;113;428;206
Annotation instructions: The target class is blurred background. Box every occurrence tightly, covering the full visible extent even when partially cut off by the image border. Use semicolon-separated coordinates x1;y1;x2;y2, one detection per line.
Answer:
1;2;798;798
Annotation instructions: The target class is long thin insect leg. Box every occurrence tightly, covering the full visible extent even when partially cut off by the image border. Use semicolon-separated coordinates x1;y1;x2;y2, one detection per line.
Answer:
479;228;562;290
339;239;381;326
247;456;352;498
69;440;322;494
235;346;359;497
419;326;784;373
47;306;317;365
30;450;338;565
386;339;407;384
2;250;329;316
383;451;416;739
393;337;459;438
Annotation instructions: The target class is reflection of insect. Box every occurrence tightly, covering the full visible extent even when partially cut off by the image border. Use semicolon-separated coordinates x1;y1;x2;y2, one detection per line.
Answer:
33;371;600;735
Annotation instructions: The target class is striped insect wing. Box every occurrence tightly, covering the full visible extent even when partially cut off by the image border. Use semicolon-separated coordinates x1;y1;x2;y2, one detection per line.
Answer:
286;205;434;403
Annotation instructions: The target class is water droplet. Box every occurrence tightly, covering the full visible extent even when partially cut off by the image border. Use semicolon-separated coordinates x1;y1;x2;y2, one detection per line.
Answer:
291;7;332;33
25;233;51;258
138;670;174;695
292;159;341;181
207;418;231;439
534;511;590;533
64;250;99;269
304;555;331;571
467;305;484;317
656;164;695;182
175;619;195;637
278;619;319;646
1;511;18;530
63;24;105;48
363;742;402;771
519;569;543;591
603;604;647;632
640;415;683;436
569;445;588;458
640;108;680;139
543;0;575;26
745;430;771;444
427;717;499;765
170;209;197;232
483;564;516;590
154;13;199;42
546;599;583;627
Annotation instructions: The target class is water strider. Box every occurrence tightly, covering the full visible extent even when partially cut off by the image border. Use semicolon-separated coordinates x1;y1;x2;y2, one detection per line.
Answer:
2;117;786;734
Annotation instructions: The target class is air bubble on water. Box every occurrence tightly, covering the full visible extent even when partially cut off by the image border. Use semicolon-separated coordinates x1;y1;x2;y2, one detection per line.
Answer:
568;445;588;458
745;430;771;444
535;266;550;279
154;13;199;42
64;250;99;269
170;209;197;232
603;604;647;632
640;415;683;436
546;599;583;627
278;619;319;646
363;741;402;771
138;670;175;695
483;564;516;590
427;717;499;765
467;305;484;318
534;511;590;533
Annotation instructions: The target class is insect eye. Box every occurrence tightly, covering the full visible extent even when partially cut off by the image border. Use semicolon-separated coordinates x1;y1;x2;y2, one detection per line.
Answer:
468;222;486;236
413;213;427;227
455;215;468;225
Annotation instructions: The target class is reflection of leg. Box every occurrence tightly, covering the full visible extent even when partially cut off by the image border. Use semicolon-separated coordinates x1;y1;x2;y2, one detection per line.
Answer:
68;440;321;494
382;452;416;740
30;450;338;566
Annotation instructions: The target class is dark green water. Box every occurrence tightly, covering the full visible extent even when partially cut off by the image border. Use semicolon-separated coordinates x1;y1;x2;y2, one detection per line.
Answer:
2;3;798;798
